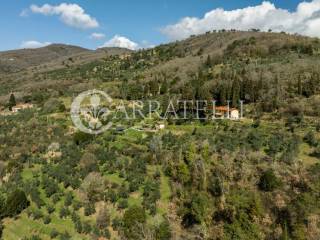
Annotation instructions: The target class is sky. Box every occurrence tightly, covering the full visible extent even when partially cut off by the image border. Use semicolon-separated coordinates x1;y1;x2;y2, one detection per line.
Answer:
0;0;319;51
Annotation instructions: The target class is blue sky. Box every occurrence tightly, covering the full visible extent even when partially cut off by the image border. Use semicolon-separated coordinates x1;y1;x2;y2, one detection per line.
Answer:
0;0;318;51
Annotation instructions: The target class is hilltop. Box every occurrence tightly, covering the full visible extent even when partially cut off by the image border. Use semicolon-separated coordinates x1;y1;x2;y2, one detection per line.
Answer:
1;30;319;113
0;44;89;73
0;44;132;76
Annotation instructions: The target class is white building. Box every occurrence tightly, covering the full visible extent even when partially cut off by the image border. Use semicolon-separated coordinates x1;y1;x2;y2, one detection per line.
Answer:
230;109;240;120
215;106;240;120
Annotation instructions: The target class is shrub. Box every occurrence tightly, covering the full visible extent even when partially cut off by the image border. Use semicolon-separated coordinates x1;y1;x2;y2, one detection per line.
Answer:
50;229;59;239
112;217;122;230
59;207;69;218
26;235;42;240
182;192;209;227
123;205;146;239
118;199;128;209
0;193;6;218
155;218;172;240
311;144;320;158
82;221;92;234
32;209;43;220
43;215;51;224
46;205;55;214
265;134;284;158
59;231;71;240
247;130;263;151
84;202;96;216
72;200;82;211
258;169;281;192
64;192;73;207
73;131;94;145
208;171;223;197
96;207;110;230
5;189;29;217
101;228;111;239
81;172;104;202
43;98;66;113
303;131;317;147
51;193;61;203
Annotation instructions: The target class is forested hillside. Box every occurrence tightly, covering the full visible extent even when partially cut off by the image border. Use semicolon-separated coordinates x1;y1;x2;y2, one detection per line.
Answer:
0;31;320;240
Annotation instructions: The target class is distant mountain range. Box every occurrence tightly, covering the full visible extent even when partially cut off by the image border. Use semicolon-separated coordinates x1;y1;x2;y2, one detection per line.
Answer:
0;44;132;74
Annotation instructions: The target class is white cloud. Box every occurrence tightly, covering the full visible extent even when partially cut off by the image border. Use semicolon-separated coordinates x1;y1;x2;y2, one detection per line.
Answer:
20;40;51;49
90;32;105;40
99;35;139;50
161;0;320;40
30;3;99;29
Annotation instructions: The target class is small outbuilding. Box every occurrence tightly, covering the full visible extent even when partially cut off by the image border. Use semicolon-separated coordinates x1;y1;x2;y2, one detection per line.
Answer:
12;103;34;113
214;106;240;120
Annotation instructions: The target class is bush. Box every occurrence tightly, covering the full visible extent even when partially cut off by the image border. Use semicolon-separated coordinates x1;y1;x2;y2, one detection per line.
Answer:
258;169;281;192
303;131;317;147
84;202;96;216
73;131;93;146
0;193;6;218
64;192;73;207
59;207;69;218
247;130;263;151
311;144;320;158
43;215;51;224
82;221;92;234
32;209;43;220
43;98;66;114
72;200;82;211
59;231;71;240
96;207;110;230
50;229;59;239
112;217;122;230
51;193;61;203
5;189;29;217
155;218;172;240
46;205;55;214
118;199;128;209
208;174;223;197
182;192;209;227
101;228;111;239
123;205;146;239
26;235;42;240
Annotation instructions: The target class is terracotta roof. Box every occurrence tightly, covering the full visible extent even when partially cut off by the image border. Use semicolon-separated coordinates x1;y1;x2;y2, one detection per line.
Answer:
214;106;238;112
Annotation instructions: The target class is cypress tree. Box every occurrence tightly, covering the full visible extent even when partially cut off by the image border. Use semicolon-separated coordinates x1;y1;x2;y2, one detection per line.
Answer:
232;79;240;107
8;93;16;111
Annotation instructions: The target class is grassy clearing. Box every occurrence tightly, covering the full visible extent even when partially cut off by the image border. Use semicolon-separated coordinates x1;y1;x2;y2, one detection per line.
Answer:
299;143;318;167
158;171;171;215
3;212;89;240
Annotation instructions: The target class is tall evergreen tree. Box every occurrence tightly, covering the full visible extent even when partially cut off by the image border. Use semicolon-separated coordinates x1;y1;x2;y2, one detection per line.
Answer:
8;93;16;111
232;79;241;107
